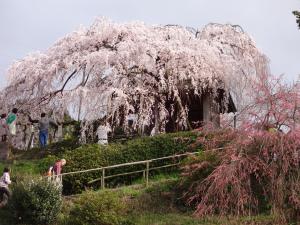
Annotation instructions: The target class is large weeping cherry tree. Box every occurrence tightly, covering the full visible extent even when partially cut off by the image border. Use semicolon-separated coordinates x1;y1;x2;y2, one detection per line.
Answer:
1;18;269;138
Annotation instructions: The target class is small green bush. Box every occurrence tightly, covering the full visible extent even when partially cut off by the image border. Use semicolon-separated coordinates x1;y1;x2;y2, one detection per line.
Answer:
61;131;198;194
66;190;132;225
8;178;62;225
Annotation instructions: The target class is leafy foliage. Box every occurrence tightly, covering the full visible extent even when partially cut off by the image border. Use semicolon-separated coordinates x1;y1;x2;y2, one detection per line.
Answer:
66;190;132;225
8;178;62;225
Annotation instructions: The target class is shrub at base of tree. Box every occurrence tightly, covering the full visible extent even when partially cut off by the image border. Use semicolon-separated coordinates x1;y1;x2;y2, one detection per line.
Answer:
8;178;62;225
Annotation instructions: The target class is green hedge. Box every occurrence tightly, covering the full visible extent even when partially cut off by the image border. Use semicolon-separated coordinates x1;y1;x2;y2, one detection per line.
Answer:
61;131;199;194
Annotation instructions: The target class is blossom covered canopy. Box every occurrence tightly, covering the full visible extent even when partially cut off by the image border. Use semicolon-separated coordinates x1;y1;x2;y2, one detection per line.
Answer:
1;18;268;132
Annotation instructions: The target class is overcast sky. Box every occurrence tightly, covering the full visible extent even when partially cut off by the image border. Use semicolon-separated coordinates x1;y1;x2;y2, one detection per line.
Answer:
0;0;299;89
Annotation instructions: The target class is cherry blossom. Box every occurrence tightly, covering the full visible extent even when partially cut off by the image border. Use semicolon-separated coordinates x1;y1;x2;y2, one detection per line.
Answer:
1;18;269;135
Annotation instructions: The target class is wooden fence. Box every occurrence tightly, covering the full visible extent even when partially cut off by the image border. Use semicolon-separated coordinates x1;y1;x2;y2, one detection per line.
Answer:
53;151;208;189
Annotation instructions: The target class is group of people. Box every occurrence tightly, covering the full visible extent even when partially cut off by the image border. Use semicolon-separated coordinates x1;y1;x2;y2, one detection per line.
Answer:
0;109;66;207
0;108;59;149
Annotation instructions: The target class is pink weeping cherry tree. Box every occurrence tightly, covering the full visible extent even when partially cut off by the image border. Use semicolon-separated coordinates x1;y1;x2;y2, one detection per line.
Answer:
181;70;300;222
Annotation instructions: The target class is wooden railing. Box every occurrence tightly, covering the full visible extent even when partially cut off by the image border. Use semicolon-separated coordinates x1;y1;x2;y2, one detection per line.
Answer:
53;151;205;189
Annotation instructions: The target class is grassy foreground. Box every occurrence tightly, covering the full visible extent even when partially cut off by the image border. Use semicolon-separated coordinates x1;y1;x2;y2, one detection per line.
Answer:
57;177;280;225
0;133;290;225
0;176;280;225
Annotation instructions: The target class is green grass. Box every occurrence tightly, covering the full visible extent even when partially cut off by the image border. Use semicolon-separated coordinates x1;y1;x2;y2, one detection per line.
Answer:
0;139;78;178
58;179;280;225
129;212;206;225
0;132;290;225
0;159;41;175
10;138;79;160
0;156;57;179
129;213;279;225
0;174;283;225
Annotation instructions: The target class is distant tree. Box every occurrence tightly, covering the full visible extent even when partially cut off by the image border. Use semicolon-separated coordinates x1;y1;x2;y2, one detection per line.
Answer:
293;10;300;29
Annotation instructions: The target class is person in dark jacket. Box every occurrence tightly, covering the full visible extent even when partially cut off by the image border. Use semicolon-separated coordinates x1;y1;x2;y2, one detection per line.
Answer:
28;113;58;148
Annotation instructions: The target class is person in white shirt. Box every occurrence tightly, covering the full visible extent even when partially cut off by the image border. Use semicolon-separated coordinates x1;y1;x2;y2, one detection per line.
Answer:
97;123;111;145
127;110;137;135
0;114;8;142
0;167;11;207
127;111;137;127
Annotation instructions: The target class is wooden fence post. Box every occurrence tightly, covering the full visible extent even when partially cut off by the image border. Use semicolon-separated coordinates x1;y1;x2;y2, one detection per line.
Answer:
101;168;105;189
145;161;150;187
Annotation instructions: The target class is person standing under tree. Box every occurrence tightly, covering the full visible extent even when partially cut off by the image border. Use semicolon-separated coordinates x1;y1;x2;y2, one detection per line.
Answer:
97;122;111;145
6;108;18;136
0;114;9;160
28;113;58;148
0;114;8;142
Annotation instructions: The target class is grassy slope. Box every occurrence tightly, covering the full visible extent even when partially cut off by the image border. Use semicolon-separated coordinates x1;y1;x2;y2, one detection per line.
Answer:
0;139;79;177
0;178;283;225
0;133;284;225
58;177;279;225
0;132;198;191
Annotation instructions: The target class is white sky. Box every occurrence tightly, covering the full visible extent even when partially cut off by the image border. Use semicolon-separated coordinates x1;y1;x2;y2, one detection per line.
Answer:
0;0;300;89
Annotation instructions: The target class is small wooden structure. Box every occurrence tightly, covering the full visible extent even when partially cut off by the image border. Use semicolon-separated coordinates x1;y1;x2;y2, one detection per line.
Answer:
165;89;237;132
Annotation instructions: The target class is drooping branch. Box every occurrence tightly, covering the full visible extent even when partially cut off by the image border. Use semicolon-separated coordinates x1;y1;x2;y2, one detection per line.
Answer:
38;69;78;105
54;69;78;95
293;11;300;29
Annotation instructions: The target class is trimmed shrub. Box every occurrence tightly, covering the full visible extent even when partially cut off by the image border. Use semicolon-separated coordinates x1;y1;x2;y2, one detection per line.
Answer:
8;178;62;225
61;131;198;194
66;190;132;225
